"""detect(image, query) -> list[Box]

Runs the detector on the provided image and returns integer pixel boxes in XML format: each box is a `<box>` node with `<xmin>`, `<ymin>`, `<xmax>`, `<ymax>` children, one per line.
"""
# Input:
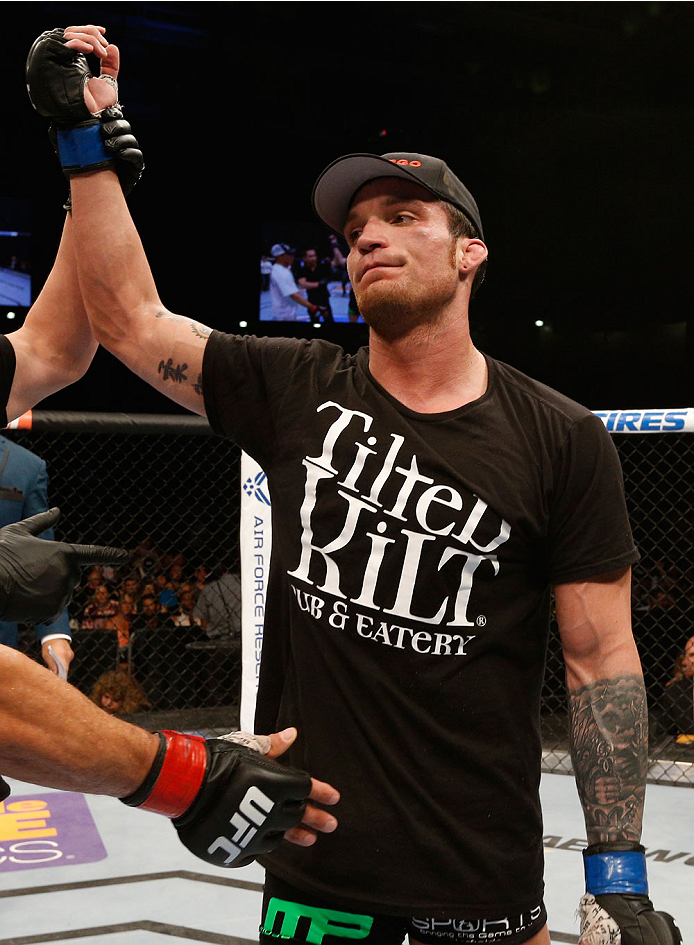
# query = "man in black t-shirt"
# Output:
<box><xmin>56</xmin><ymin>23</ymin><xmax>681</xmax><ymax>945</ymax></box>
<box><xmin>293</xmin><ymin>236</ymin><xmax>346</xmax><ymax>323</ymax></box>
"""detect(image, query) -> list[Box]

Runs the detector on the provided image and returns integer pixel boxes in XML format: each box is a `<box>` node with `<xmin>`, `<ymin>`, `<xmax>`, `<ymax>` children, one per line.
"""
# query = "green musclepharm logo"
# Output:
<box><xmin>262</xmin><ymin>897</ymin><xmax>374</xmax><ymax>943</ymax></box>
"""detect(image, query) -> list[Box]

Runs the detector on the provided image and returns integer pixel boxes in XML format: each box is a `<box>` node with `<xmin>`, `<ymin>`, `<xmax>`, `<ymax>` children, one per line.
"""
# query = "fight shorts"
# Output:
<box><xmin>260</xmin><ymin>873</ymin><xmax>547</xmax><ymax>945</ymax></box>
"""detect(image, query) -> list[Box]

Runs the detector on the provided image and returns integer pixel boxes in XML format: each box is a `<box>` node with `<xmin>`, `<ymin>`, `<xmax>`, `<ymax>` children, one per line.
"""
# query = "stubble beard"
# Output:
<box><xmin>354</xmin><ymin>242</ymin><xmax>459</xmax><ymax>342</ymax></box>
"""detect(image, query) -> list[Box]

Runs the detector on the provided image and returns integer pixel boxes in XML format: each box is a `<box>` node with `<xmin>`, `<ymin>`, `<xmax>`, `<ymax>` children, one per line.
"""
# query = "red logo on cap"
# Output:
<box><xmin>390</xmin><ymin>159</ymin><xmax>422</xmax><ymax>167</ymax></box>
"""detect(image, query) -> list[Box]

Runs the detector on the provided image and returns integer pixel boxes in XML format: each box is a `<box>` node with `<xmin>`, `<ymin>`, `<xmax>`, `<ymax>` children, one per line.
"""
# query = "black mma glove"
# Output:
<box><xmin>307</xmin><ymin>304</ymin><xmax>331</xmax><ymax>321</ymax></box>
<box><xmin>0</xmin><ymin>508</ymin><xmax>129</xmax><ymax>624</ymax></box>
<box><xmin>579</xmin><ymin>842</ymin><xmax>682</xmax><ymax>945</ymax></box>
<box><xmin>121</xmin><ymin>731</ymin><xmax>313</xmax><ymax>868</ymax></box>
<box><xmin>26</xmin><ymin>29</ymin><xmax>143</xmax><ymax>205</ymax></box>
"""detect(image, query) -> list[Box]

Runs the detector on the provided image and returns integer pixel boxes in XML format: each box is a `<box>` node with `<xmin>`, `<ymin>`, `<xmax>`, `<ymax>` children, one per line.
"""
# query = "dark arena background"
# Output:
<box><xmin>1</xmin><ymin>0</ymin><xmax>692</xmax><ymax>765</ymax></box>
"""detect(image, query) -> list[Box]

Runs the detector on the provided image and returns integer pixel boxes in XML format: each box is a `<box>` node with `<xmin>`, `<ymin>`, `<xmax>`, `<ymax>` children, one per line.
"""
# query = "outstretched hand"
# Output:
<box><xmin>0</xmin><ymin>508</ymin><xmax>130</xmax><ymax>624</ymax></box>
<box><xmin>224</xmin><ymin>727</ymin><xmax>340</xmax><ymax>848</ymax></box>
<box><xmin>63</xmin><ymin>24</ymin><xmax>119</xmax><ymax>113</ymax></box>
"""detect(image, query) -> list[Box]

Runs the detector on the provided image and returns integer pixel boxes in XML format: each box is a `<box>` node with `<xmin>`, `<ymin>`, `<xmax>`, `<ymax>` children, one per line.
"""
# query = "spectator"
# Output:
<box><xmin>193</xmin><ymin>564</ymin><xmax>241</xmax><ymax>640</ymax></box>
<box><xmin>90</xmin><ymin>668</ymin><xmax>151</xmax><ymax>715</ymax></box>
<box><xmin>104</xmin><ymin>598</ymin><xmax>134</xmax><ymax>658</ymax></box>
<box><xmin>171</xmin><ymin>592</ymin><xmax>200</xmax><ymax>629</ymax></box>
<box><xmin>155</xmin><ymin>572</ymin><xmax>178</xmax><ymax>611</ymax></box>
<box><xmin>0</xmin><ymin>434</ymin><xmax>72</xmax><ymax>674</ymax></box>
<box><xmin>168</xmin><ymin>562</ymin><xmax>184</xmax><ymax>586</ymax></box>
<box><xmin>660</xmin><ymin>636</ymin><xmax>694</xmax><ymax>743</ymax></box>
<box><xmin>119</xmin><ymin>572</ymin><xmax>142</xmax><ymax>602</ymax></box>
<box><xmin>130</xmin><ymin>594</ymin><xmax>174</xmax><ymax>632</ymax></box>
<box><xmin>81</xmin><ymin>584</ymin><xmax>118</xmax><ymax>630</ymax></box>
<box><xmin>193</xmin><ymin>565</ymin><xmax>208</xmax><ymax>593</ymax></box>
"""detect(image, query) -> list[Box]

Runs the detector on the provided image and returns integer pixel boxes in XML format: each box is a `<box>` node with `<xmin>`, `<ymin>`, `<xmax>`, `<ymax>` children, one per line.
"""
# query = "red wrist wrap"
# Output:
<box><xmin>139</xmin><ymin>731</ymin><xmax>208</xmax><ymax>818</ymax></box>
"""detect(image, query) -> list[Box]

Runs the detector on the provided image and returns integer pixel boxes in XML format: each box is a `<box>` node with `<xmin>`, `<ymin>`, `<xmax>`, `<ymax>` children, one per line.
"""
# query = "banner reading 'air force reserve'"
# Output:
<box><xmin>239</xmin><ymin>452</ymin><xmax>272</xmax><ymax>732</ymax></box>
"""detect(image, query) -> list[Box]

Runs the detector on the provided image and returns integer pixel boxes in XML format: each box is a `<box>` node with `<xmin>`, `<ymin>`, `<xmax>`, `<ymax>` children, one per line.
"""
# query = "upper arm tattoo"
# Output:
<box><xmin>190</xmin><ymin>321</ymin><xmax>212</xmax><ymax>339</ymax></box>
<box><xmin>153</xmin><ymin>312</ymin><xmax>208</xmax><ymax>397</ymax></box>
<box><xmin>568</xmin><ymin>673</ymin><xmax>648</xmax><ymax>844</ymax></box>
<box><xmin>158</xmin><ymin>358</ymin><xmax>187</xmax><ymax>384</ymax></box>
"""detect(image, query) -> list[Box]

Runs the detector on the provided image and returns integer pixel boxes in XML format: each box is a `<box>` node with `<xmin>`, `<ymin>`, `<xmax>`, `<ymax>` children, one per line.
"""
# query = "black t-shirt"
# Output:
<box><xmin>0</xmin><ymin>334</ymin><xmax>16</xmax><ymax>426</ymax></box>
<box><xmin>293</xmin><ymin>259</ymin><xmax>332</xmax><ymax>305</ymax></box>
<box><xmin>203</xmin><ymin>332</ymin><xmax>639</xmax><ymax>916</ymax></box>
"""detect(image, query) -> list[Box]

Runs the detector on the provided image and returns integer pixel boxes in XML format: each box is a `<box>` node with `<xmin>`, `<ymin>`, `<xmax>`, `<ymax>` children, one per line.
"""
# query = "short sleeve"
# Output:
<box><xmin>202</xmin><ymin>331</ymin><xmax>311</xmax><ymax>469</ymax></box>
<box><xmin>548</xmin><ymin>413</ymin><xmax>639</xmax><ymax>584</ymax></box>
<box><xmin>0</xmin><ymin>334</ymin><xmax>17</xmax><ymax>427</ymax></box>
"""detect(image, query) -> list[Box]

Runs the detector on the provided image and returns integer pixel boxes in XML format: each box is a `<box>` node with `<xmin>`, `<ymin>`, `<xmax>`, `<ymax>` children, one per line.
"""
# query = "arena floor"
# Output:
<box><xmin>1</xmin><ymin>768</ymin><xmax>691</xmax><ymax>945</ymax></box>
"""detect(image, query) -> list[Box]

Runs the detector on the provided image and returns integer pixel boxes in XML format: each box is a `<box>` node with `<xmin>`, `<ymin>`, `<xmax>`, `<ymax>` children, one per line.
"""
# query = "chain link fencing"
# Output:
<box><xmin>9</xmin><ymin>411</ymin><xmax>693</xmax><ymax>784</ymax></box>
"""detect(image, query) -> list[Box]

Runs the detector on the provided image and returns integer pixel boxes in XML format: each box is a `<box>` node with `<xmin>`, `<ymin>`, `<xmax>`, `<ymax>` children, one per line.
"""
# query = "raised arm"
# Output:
<box><xmin>555</xmin><ymin>567</ymin><xmax>646</xmax><ymax>844</ymax></box>
<box><xmin>4</xmin><ymin>215</ymin><xmax>97</xmax><ymax>422</ymax></box>
<box><xmin>26</xmin><ymin>24</ymin><xmax>212</xmax><ymax>417</ymax></box>
<box><xmin>70</xmin><ymin>169</ymin><xmax>210</xmax><ymax>416</ymax></box>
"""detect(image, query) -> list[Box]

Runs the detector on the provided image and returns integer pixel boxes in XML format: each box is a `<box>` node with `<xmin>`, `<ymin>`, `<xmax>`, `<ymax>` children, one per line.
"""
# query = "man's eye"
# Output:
<box><xmin>393</xmin><ymin>213</ymin><xmax>413</xmax><ymax>224</ymax></box>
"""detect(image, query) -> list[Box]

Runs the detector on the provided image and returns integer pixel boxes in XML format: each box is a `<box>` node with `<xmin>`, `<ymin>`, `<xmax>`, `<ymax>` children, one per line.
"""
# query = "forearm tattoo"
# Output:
<box><xmin>568</xmin><ymin>673</ymin><xmax>648</xmax><ymax>844</ymax></box>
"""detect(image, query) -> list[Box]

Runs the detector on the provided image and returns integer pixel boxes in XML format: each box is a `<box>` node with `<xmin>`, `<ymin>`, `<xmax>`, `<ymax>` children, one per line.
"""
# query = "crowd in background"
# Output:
<box><xmin>71</xmin><ymin>537</ymin><xmax>242</xmax><ymax>652</ymax></box>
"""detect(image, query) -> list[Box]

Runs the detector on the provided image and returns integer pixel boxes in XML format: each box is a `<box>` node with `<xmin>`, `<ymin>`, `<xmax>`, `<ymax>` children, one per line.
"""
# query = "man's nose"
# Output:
<box><xmin>356</xmin><ymin>219</ymin><xmax>388</xmax><ymax>252</ymax></box>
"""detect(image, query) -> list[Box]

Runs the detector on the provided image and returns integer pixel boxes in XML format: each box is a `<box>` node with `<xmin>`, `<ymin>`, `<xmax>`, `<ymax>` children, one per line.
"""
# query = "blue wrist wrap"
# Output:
<box><xmin>584</xmin><ymin>849</ymin><xmax>649</xmax><ymax>896</ymax></box>
<box><xmin>56</xmin><ymin>124</ymin><xmax>111</xmax><ymax>171</ymax></box>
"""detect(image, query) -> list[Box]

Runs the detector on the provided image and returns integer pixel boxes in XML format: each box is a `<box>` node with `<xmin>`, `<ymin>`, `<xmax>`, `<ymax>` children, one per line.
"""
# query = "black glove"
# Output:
<box><xmin>580</xmin><ymin>842</ymin><xmax>682</xmax><ymax>945</ymax></box>
<box><xmin>99</xmin><ymin>107</ymin><xmax>144</xmax><ymax>196</ymax></box>
<box><xmin>121</xmin><ymin>731</ymin><xmax>313</xmax><ymax>868</ymax></box>
<box><xmin>26</xmin><ymin>29</ymin><xmax>143</xmax><ymax>206</ymax></box>
<box><xmin>580</xmin><ymin>894</ymin><xmax>682</xmax><ymax>945</ymax></box>
<box><xmin>307</xmin><ymin>304</ymin><xmax>331</xmax><ymax>321</ymax></box>
<box><xmin>0</xmin><ymin>508</ymin><xmax>130</xmax><ymax>624</ymax></box>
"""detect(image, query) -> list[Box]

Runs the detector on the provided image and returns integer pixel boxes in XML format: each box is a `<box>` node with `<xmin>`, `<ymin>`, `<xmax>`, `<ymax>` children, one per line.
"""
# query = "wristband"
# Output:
<box><xmin>56</xmin><ymin>122</ymin><xmax>111</xmax><ymax>172</ymax></box>
<box><xmin>120</xmin><ymin>731</ymin><xmax>208</xmax><ymax>818</ymax></box>
<box><xmin>583</xmin><ymin>841</ymin><xmax>649</xmax><ymax>896</ymax></box>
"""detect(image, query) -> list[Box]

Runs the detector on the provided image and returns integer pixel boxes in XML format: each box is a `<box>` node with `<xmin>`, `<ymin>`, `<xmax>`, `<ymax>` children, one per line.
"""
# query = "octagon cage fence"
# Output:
<box><xmin>6</xmin><ymin>408</ymin><xmax>694</xmax><ymax>788</ymax></box>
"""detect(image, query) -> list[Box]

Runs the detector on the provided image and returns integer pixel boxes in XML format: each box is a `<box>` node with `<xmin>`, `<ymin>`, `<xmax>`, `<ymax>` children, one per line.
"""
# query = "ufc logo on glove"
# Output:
<box><xmin>208</xmin><ymin>785</ymin><xmax>274</xmax><ymax>865</ymax></box>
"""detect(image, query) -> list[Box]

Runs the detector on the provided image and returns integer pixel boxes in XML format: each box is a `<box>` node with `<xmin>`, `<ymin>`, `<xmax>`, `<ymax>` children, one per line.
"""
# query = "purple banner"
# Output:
<box><xmin>0</xmin><ymin>791</ymin><xmax>107</xmax><ymax>872</ymax></box>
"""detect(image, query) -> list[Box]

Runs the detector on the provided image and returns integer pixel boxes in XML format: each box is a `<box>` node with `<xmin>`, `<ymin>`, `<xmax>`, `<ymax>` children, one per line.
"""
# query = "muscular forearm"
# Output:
<box><xmin>5</xmin><ymin>215</ymin><xmax>97</xmax><ymax>420</ymax></box>
<box><xmin>0</xmin><ymin>646</ymin><xmax>158</xmax><ymax>796</ymax></box>
<box><xmin>568</xmin><ymin>671</ymin><xmax>648</xmax><ymax>845</ymax></box>
<box><xmin>71</xmin><ymin>170</ymin><xmax>162</xmax><ymax>352</ymax></box>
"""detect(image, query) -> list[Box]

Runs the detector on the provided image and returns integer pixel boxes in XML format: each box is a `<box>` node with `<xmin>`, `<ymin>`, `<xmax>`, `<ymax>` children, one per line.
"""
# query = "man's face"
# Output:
<box><xmin>181</xmin><ymin>594</ymin><xmax>196</xmax><ymax>612</ymax></box>
<box><xmin>343</xmin><ymin>177</ymin><xmax>461</xmax><ymax>339</ymax></box>
<box><xmin>304</xmin><ymin>249</ymin><xmax>318</xmax><ymax>266</ymax></box>
<box><xmin>142</xmin><ymin>597</ymin><xmax>158</xmax><ymax>615</ymax></box>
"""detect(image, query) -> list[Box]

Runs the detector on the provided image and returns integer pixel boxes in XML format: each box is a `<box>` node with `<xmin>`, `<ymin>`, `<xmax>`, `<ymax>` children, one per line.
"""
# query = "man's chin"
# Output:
<box><xmin>357</xmin><ymin>286</ymin><xmax>440</xmax><ymax>340</ymax></box>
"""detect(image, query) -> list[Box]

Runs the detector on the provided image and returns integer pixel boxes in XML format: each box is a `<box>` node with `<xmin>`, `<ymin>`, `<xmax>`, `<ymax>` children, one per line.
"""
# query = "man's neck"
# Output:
<box><xmin>367</xmin><ymin>314</ymin><xmax>487</xmax><ymax>414</ymax></box>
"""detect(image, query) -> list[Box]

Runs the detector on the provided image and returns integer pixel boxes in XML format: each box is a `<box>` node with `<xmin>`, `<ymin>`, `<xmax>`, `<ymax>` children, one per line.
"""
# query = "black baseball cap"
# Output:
<box><xmin>312</xmin><ymin>152</ymin><xmax>484</xmax><ymax>240</ymax></box>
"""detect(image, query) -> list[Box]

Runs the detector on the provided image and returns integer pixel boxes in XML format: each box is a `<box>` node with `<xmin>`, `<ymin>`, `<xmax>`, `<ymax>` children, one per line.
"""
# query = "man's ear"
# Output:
<box><xmin>458</xmin><ymin>238</ymin><xmax>488</xmax><ymax>276</ymax></box>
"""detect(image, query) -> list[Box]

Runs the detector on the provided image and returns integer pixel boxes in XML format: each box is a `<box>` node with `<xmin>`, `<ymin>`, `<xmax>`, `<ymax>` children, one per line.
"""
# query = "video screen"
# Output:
<box><xmin>0</xmin><ymin>198</ymin><xmax>32</xmax><ymax>313</ymax></box>
<box><xmin>260</xmin><ymin>222</ymin><xmax>361</xmax><ymax>324</ymax></box>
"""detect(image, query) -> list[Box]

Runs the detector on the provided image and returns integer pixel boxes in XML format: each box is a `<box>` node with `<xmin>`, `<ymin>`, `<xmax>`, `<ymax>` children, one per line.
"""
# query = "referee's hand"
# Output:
<box><xmin>0</xmin><ymin>507</ymin><xmax>129</xmax><ymax>624</ymax></box>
